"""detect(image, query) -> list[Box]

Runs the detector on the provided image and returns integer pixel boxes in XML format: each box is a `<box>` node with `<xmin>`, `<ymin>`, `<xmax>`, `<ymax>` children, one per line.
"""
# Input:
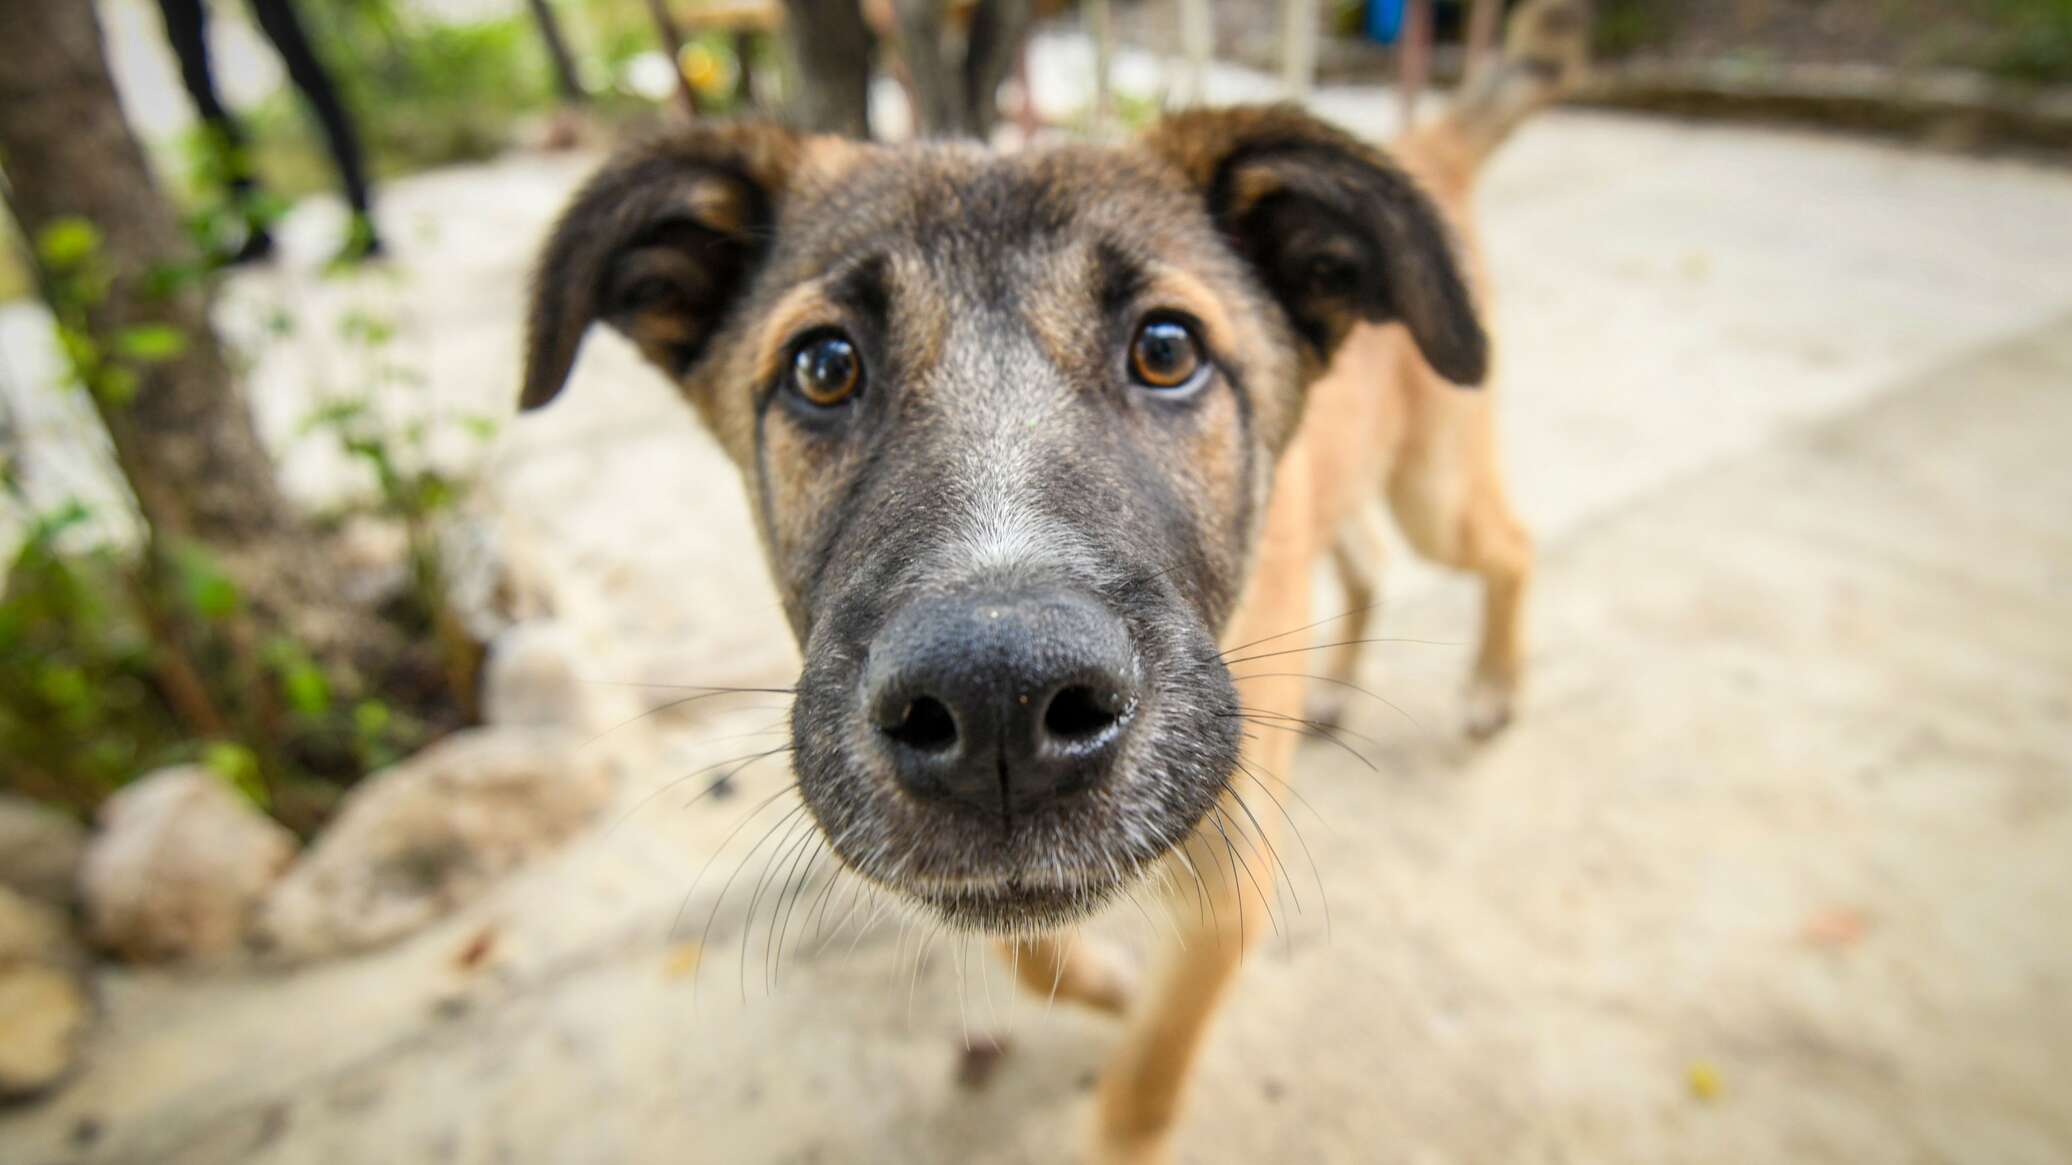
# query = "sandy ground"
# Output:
<box><xmin>5</xmin><ymin>22</ymin><xmax>2072</xmax><ymax>1165</ymax></box>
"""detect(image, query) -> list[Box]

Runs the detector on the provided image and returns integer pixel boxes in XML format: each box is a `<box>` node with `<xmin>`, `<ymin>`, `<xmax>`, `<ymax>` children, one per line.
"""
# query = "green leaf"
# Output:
<box><xmin>338</xmin><ymin>309</ymin><xmax>395</xmax><ymax>347</ymax></box>
<box><xmin>285</xmin><ymin>664</ymin><xmax>330</xmax><ymax>716</ymax></box>
<box><xmin>173</xmin><ymin>547</ymin><xmax>240</xmax><ymax>620</ymax></box>
<box><xmin>264</xmin><ymin>638</ymin><xmax>332</xmax><ymax>716</ymax></box>
<box><xmin>34</xmin><ymin>664</ymin><xmax>91</xmax><ymax>711</ymax></box>
<box><xmin>97</xmin><ymin>366</ymin><xmax>139</xmax><ymax>407</ymax></box>
<box><xmin>144</xmin><ymin>259</ymin><xmax>208</xmax><ymax>300</ymax></box>
<box><xmin>37</xmin><ymin>218</ymin><xmax>102</xmax><ymax>269</ymax></box>
<box><xmin>203</xmin><ymin>741</ymin><xmax>268</xmax><ymax>808</ymax></box>
<box><xmin>414</xmin><ymin>475</ymin><xmax>456</xmax><ymax>514</ymax></box>
<box><xmin>353</xmin><ymin>699</ymin><xmax>391</xmax><ymax>738</ymax></box>
<box><xmin>116</xmin><ymin>324</ymin><xmax>188</xmax><ymax>363</ymax></box>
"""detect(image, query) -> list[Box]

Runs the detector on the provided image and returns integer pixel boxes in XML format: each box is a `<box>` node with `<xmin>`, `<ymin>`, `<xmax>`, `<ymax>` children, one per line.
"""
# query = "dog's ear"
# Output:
<box><xmin>1144</xmin><ymin>105</ymin><xmax>1488</xmax><ymax>387</ymax></box>
<box><xmin>521</xmin><ymin>122</ymin><xmax>804</xmax><ymax>410</ymax></box>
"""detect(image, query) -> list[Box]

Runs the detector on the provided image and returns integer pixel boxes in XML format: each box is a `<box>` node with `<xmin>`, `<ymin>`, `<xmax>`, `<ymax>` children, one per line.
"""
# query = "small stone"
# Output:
<box><xmin>256</xmin><ymin>729</ymin><xmax>612</xmax><ymax>959</ymax></box>
<box><xmin>0</xmin><ymin>963</ymin><xmax>91</xmax><ymax>1099</ymax></box>
<box><xmin>0</xmin><ymin>885</ymin><xmax>74</xmax><ymax>967</ymax></box>
<box><xmin>0</xmin><ymin>794</ymin><xmax>87</xmax><ymax>907</ymax></box>
<box><xmin>0</xmin><ymin>886</ymin><xmax>92</xmax><ymax>1100</ymax></box>
<box><xmin>79</xmin><ymin>768</ymin><xmax>297</xmax><ymax>963</ymax></box>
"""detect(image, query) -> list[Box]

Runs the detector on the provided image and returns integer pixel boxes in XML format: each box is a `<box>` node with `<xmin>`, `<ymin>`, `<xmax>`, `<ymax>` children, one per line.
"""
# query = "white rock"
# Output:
<box><xmin>482</xmin><ymin>621</ymin><xmax>596</xmax><ymax>733</ymax></box>
<box><xmin>256</xmin><ymin>728</ymin><xmax>612</xmax><ymax>959</ymax></box>
<box><xmin>0</xmin><ymin>794</ymin><xmax>87</xmax><ymax>907</ymax></box>
<box><xmin>79</xmin><ymin>768</ymin><xmax>297</xmax><ymax>963</ymax></box>
<box><xmin>0</xmin><ymin>886</ymin><xmax>92</xmax><ymax>1099</ymax></box>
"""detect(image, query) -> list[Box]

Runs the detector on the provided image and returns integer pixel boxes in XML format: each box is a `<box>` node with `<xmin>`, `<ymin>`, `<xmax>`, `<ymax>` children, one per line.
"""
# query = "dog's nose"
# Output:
<box><xmin>864</xmin><ymin>590</ymin><xmax>1138</xmax><ymax>815</ymax></box>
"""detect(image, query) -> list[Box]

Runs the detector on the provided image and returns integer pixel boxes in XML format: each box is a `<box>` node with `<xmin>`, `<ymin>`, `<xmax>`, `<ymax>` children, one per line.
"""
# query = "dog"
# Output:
<box><xmin>519</xmin><ymin>4</ymin><xmax>1584</xmax><ymax>1157</ymax></box>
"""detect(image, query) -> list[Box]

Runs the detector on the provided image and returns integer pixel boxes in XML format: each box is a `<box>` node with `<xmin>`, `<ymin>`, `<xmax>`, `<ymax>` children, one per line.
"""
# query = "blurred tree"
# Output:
<box><xmin>524</xmin><ymin>0</ymin><xmax>590</xmax><ymax>105</ymax></box>
<box><xmin>0</xmin><ymin>1</ymin><xmax>413</xmax><ymax>715</ymax></box>
<box><xmin>784</xmin><ymin>0</ymin><xmax>876</xmax><ymax>136</ymax></box>
<box><xmin>892</xmin><ymin>0</ymin><xmax>1033</xmax><ymax>138</ymax></box>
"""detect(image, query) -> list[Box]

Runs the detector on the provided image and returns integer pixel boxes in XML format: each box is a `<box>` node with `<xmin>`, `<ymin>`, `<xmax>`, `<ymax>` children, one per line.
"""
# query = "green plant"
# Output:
<box><xmin>298</xmin><ymin>296</ymin><xmax>496</xmax><ymax>728</ymax></box>
<box><xmin>1</xmin><ymin>220</ymin><xmax>475</xmax><ymax>829</ymax></box>
<box><xmin>1986</xmin><ymin>0</ymin><xmax>2072</xmax><ymax>83</ymax></box>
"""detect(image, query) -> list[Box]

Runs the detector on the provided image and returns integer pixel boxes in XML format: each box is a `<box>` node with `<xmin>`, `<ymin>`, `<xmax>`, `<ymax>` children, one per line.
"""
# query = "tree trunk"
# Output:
<box><xmin>0</xmin><ymin>0</ymin><xmax>391</xmax><ymax>681</ymax></box>
<box><xmin>962</xmin><ymin>0</ymin><xmax>1032</xmax><ymax>139</ymax></box>
<box><xmin>641</xmin><ymin>0</ymin><xmax>704</xmax><ymax>118</ymax></box>
<box><xmin>525</xmin><ymin>0</ymin><xmax>589</xmax><ymax>105</ymax></box>
<box><xmin>781</xmin><ymin>0</ymin><xmax>874</xmax><ymax>137</ymax></box>
<box><xmin>893</xmin><ymin>0</ymin><xmax>962</xmax><ymax>136</ymax></box>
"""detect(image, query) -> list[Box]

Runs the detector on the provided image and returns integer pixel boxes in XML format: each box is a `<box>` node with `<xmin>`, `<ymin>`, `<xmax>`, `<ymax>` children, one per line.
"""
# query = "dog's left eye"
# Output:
<box><xmin>1128</xmin><ymin>316</ymin><xmax>1205</xmax><ymax>391</ymax></box>
<box><xmin>790</xmin><ymin>332</ymin><xmax>862</xmax><ymax>407</ymax></box>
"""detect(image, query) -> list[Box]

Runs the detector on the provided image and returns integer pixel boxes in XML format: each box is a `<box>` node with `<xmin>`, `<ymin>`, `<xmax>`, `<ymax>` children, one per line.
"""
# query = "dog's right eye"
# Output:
<box><xmin>789</xmin><ymin>332</ymin><xmax>862</xmax><ymax>407</ymax></box>
<box><xmin>1128</xmin><ymin>316</ymin><xmax>1206</xmax><ymax>392</ymax></box>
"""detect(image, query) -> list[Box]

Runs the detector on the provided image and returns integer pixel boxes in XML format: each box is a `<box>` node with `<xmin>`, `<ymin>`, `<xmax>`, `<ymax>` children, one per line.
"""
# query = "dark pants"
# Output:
<box><xmin>154</xmin><ymin>0</ymin><xmax>373</xmax><ymax>217</ymax></box>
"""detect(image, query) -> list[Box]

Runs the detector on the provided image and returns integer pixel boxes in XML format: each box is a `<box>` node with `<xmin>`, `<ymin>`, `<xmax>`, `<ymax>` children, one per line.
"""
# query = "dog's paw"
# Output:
<box><xmin>1085</xmin><ymin>1108</ymin><xmax>1174</xmax><ymax>1165</ymax></box>
<box><xmin>1463</xmin><ymin>677</ymin><xmax>1515</xmax><ymax>740</ymax></box>
<box><xmin>1086</xmin><ymin>1135</ymin><xmax>1173</xmax><ymax>1165</ymax></box>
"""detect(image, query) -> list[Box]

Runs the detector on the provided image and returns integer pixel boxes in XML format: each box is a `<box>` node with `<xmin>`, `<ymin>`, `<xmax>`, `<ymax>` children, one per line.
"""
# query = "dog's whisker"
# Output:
<box><xmin>954</xmin><ymin>933</ymin><xmax>972</xmax><ymax>1052</ymax></box>
<box><xmin>1219</xmin><ymin>635</ymin><xmax>1464</xmax><ymax>668</ymax></box>
<box><xmin>682</xmin><ymin>788</ymin><xmax>801</xmax><ymax>1012</ymax></box>
<box><xmin>1216</xmin><ymin>598</ymin><xmax>1392</xmax><ymax>659</ymax></box>
<box><xmin>1205</xmin><ymin>808</ymin><xmax>1273</xmax><ymax>943</ymax></box>
<box><xmin>741</xmin><ymin>812</ymin><xmax>818</xmax><ymax>1002</ymax></box>
<box><xmin>1164</xmin><ymin>844</ymin><xmax>1212</xmax><ymax>932</ymax></box>
<box><xmin>581</xmin><ymin>686</ymin><xmax>796</xmax><ymax>748</ymax></box>
<box><xmin>1231</xmin><ymin>757</ymin><xmax>1335</xmax><ymax>835</ymax></box>
<box><xmin>765</xmin><ymin>829</ymin><xmax>822</xmax><ymax>991</ymax></box>
<box><xmin>674</xmin><ymin>781</ymin><xmax>800</xmax><ymax>949</ymax></box>
<box><xmin>1231</xmin><ymin>704</ymin><xmax>1391</xmax><ymax>759</ymax></box>
<box><xmin>1224</xmin><ymin>714</ymin><xmax>1378</xmax><ymax>773</ymax></box>
<box><xmin>766</xmin><ymin>832</ymin><xmax>825</xmax><ymax>992</ymax></box>
<box><xmin>783</xmin><ymin>842</ymin><xmax>838</xmax><ymax>982</ymax></box>
<box><xmin>824</xmin><ymin>873</ymin><xmax>877</xmax><ymax>957</ymax></box>
<box><xmin>1046</xmin><ymin>928</ymin><xmax>1076</xmax><ymax>1014</ymax></box>
<box><xmin>1226</xmin><ymin>669</ymin><xmax>1430</xmax><ymax>735</ymax></box>
<box><xmin>802</xmin><ymin>853</ymin><xmax>852</xmax><ymax>952</ymax></box>
<box><xmin>583</xmin><ymin>681</ymin><xmax>797</xmax><ymax>693</ymax></box>
<box><xmin>909</xmin><ymin>918</ymin><xmax>946</xmax><ymax>1029</ymax></box>
<box><xmin>1224</xmin><ymin>784</ymin><xmax>1300</xmax><ymax>917</ymax></box>
<box><xmin>978</xmin><ymin>929</ymin><xmax>1002</xmax><ymax>1034</ymax></box>
<box><xmin>1235</xmin><ymin>760</ymin><xmax>1332</xmax><ymax>942</ymax></box>
<box><xmin>686</xmin><ymin>794</ymin><xmax>805</xmax><ymax>1007</ymax></box>
<box><xmin>1225</xmin><ymin>786</ymin><xmax>1306</xmax><ymax>959</ymax></box>
<box><xmin>610</xmin><ymin>744</ymin><xmax>792</xmax><ymax>833</ymax></box>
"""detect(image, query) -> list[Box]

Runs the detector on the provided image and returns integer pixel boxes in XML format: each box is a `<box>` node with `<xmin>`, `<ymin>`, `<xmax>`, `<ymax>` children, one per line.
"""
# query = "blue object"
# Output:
<box><xmin>1365</xmin><ymin>0</ymin><xmax>1408</xmax><ymax>44</ymax></box>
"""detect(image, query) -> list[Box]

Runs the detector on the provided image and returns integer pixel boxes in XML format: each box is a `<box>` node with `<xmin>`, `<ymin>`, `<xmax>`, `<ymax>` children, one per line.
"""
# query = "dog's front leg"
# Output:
<box><xmin>1090</xmin><ymin>450</ymin><xmax>1316</xmax><ymax>1164</ymax></box>
<box><xmin>1090</xmin><ymin>731</ymin><xmax>1299</xmax><ymax>1164</ymax></box>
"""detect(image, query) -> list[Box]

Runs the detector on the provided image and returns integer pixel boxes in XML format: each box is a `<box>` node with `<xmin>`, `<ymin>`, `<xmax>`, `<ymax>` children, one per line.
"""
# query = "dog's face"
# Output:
<box><xmin>523</xmin><ymin>108</ymin><xmax>1484</xmax><ymax>934</ymax></box>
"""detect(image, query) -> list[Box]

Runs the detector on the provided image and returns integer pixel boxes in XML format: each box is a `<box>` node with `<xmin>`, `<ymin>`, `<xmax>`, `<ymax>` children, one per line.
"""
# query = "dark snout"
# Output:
<box><xmin>864</xmin><ymin>591</ymin><xmax>1140</xmax><ymax>817</ymax></box>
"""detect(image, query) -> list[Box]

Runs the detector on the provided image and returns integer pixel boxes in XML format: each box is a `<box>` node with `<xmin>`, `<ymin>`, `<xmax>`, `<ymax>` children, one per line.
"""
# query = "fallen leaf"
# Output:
<box><xmin>454</xmin><ymin>927</ymin><xmax>497</xmax><ymax>971</ymax></box>
<box><xmin>663</xmin><ymin>942</ymin><xmax>702</xmax><ymax>979</ymax></box>
<box><xmin>1799</xmin><ymin>906</ymin><xmax>1873</xmax><ymax>950</ymax></box>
